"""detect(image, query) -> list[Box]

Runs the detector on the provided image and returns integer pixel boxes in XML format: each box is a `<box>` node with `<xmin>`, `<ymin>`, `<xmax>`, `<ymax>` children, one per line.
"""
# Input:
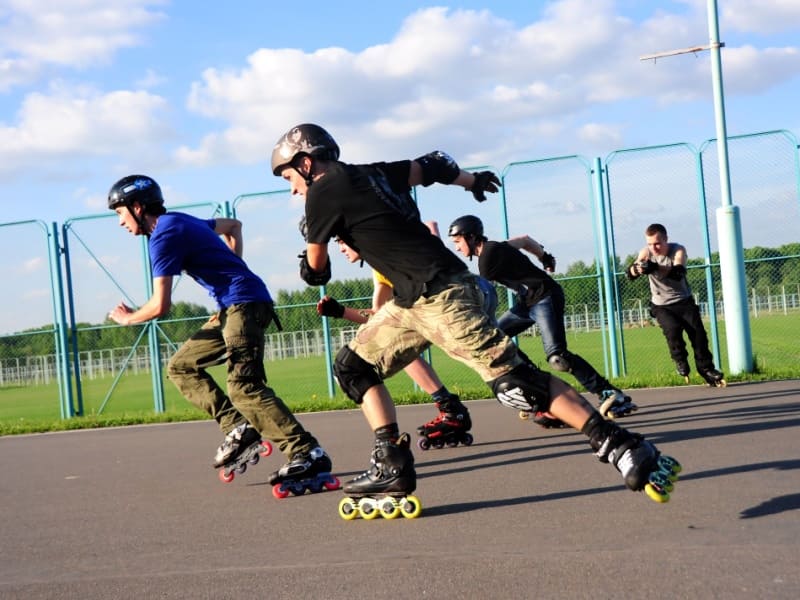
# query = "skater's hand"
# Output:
<box><xmin>639</xmin><ymin>260</ymin><xmax>658</xmax><ymax>275</ymax></box>
<box><xmin>317</xmin><ymin>295</ymin><xmax>345</xmax><ymax>318</ymax></box>
<box><xmin>469</xmin><ymin>171</ymin><xmax>501</xmax><ymax>202</ymax></box>
<box><xmin>540</xmin><ymin>251</ymin><xmax>556</xmax><ymax>272</ymax></box>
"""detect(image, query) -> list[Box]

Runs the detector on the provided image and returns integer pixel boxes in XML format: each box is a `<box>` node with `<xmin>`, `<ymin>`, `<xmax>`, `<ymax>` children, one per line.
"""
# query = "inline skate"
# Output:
<box><xmin>416</xmin><ymin>395</ymin><xmax>473</xmax><ymax>450</ymax></box>
<box><xmin>674</xmin><ymin>359</ymin><xmax>691</xmax><ymax>384</ymax></box>
<box><xmin>268</xmin><ymin>446</ymin><xmax>340</xmax><ymax>498</ymax></box>
<box><xmin>598</xmin><ymin>389</ymin><xmax>638</xmax><ymax>419</ymax></box>
<box><xmin>339</xmin><ymin>433</ymin><xmax>422</xmax><ymax>520</ymax></box>
<box><xmin>215</xmin><ymin>423</ymin><xmax>274</xmax><ymax>483</ymax></box>
<box><xmin>699</xmin><ymin>367</ymin><xmax>726</xmax><ymax>388</ymax></box>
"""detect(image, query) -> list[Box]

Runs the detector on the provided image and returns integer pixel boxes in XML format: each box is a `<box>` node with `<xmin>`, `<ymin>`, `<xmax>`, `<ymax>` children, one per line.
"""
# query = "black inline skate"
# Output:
<box><xmin>598</xmin><ymin>389</ymin><xmax>638</xmax><ymax>419</ymax></box>
<box><xmin>416</xmin><ymin>395</ymin><xmax>474</xmax><ymax>450</ymax></box>
<box><xmin>674</xmin><ymin>359</ymin><xmax>691</xmax><ymax>383</ymax></box>
<box><xmin>267</xmin><ymin>446</ymin><xmax>340</xmax><ymax>499</ymax></box>
<box><xmin>339</xmin><ymin>433</ymin><xmax>422</xmax><ymax>520</ymax></box>
<box><xmin>699</xmin><ymin>367</ymin><xmax>726</xmax><ymax>387</ymax></box>
<box><xmin>214</xmin><ymin>423</ymin><xmax>274</xmax><ymax>483</ymax></box>
<box><xmin>584</xmin><ymin>414</ymin><xmax>681</xmax><ymax>503</ymax></box>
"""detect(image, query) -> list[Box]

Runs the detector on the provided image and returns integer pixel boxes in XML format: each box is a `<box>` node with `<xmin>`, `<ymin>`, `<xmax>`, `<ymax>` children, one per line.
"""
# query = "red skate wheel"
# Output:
<box><xmin>272</xmin><ymin>483</ymin><xmax>291</xmax><ymax>499</ymax></box>
<box><xmin>218</xmin><ymin>469</ymin><xmax>235</xmax><ymax>484</ymax></box>
<box><xmin>323</xmin><ymin>476</ymin><xmax>341</xmax><ymax>491</ymax></box>
<box><xmin>259</xmin><ymin>441</ymin><xmax>273</xmax><ymax>457</ymax></box>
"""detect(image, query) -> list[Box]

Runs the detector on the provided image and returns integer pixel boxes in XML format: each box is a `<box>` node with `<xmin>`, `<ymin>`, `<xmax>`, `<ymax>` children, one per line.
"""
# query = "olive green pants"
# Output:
<box><xmin>167</xmin><ymin>302</ymin><xmax>316</xmax><ymax>457</ymax></box>
<box><xmin>350</xmin><ymin>272</ymin><xmax>522</xmax><ymax>382</ymax></box>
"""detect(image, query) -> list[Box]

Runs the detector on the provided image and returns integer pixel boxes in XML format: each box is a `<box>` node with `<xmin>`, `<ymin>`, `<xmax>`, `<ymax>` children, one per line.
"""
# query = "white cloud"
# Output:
<box><xmin>177</xmin><ymin>1</ymin><xmax>800</xmax><ymax>168</ymax></box>
<box><xmin>0</xmin><ymin>0</ymin><xmax>166</xmax><ymax>91</ymax></box>
<box><xmin>722</xmin><ymin>0</ymin><xmax>800</xmax><ymax>35</ymax></box>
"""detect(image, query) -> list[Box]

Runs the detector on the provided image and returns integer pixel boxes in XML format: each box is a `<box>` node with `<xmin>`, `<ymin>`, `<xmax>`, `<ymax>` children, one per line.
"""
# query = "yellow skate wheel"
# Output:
<box><xmin>357</xmin><ymin>497</ymin><xmax>379</xmax><ymax>520</ymax></box>
<box><xmin>644</xmin><ymin>482</ymin><xmax>670</xmax><ymax>503</ymax></box>
<box><xmin>399</xmin><ymin>495</ymin><xmax>423</xmax><ymax>519</ymax></box>
<box><xmin>519</xmin><ymin>410</ymin><xmax>531</xmax><ymax>420</ymax></box>
<box><xmin>378</xmin><ymin>497</ymin><xmax>400</xmax><ymax>519</ymax></box>
<box><xmin>338</xmin><ymin>497</ymin><xmax>359</xmax><ymax>521</ymax></box>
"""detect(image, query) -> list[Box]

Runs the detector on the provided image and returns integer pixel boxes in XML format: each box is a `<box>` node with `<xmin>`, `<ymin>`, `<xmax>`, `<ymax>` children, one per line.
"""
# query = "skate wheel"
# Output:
<box><xmin>248</xmin><ymin>454</ymin><xmax>260</xmax><ymax>466</ymax></box>
<box><xmin>357</xmin><ymin>498</ymin><xmax>379</xmax><ymax>520</ymax></box>
<box><xmin>338</xmin><ymin>497</ymin><xmax>359</xmax><ymax>521</ymax></box>
<box><xmin>649</xmin><ymin>471</ymin><xmax>674</xmax><ymax>493</ymax></box>
<box><xmin>235</xmin><ymin>464</ymin><xmax>247</xmax><ymax>475</ymax></box>
<box><xmin>218</xmin><ymin>468</ymin><xmax>235</xmax><ymax>484</ymax></box>
<box><xmin>323</xmin><ymin>475</ymin><xmax>341</xmax><ymax>491</ymax></box>
<box><xmin>379</xmin><ymin>497</ymin><xmax>400</xmax><ymax>520</ymax></box>
<box><xmin>289</xmin><ymin>482</ymin><xmax>306</xmax><ymax>496</ymax></box>
<box><xmin>462</xmin><ymin>433</ymin><xmax>474</xmax><ymax>446</ymax></box>
<box><xmin>417</xmin><ymin>437</ymin><xmax>431</xmax><ymax>451</ymax></box>
<box><xmin>307</xmin><ymin>480</ymin><xmax>322</xmax><ymax>493</ymax></box>
<box><xmin>432</xmin><ymin>439</ymin><xmax>445</xmax><ymax>449</ymax></box>
<box><xmin>259</xmin><ymin>441</ymin><xmax>273</xmax><ymax>457</ymax></box>
<box><xmin>519</xmin><ymin>410</ymin><xmax>531</xmax><ymax>420</ymax></box>
<box><xmin>658</xmin><ymin>456</ymin><xmax>682</xmax><ymax>477</ymax></box>
<box><xmin>272</xmin><ymin>483</ymin><xmax>291</xmax><ymax>499</ymax></box>
<box><xmin>644</xmin><ymin>482</ymin><xmax>670</xmax><ymax>503</ymax></box>
<box><xmin>399</xmin><ymin>495</ymin><xmax>423</xmax><ymax>519</ymax></box>
<box><xmin>446</xmin><ymin>439</ymin><xmax>459</xmax><ymax>448</ymax></box>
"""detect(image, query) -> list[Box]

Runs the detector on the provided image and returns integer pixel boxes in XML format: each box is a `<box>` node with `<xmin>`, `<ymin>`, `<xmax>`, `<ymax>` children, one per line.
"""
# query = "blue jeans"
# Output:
<box><xmin>497</xmin><ymin>286</ymin><xmax>612</xmax><ymax>396</ymax></box>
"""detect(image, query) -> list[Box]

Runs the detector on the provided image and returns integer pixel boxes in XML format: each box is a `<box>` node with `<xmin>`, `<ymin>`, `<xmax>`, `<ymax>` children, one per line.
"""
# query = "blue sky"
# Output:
<box><xmin>1</xmin><ymin>0</ymin><xmax>799</xmax><ymax>332</ymax></box>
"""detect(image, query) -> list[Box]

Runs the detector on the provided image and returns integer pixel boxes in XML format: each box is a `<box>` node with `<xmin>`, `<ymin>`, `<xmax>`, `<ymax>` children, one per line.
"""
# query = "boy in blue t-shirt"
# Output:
<box><xmin>107</xmin><ymin>174</ymin><xmax>336</xmax><ymax>494</ymax></box>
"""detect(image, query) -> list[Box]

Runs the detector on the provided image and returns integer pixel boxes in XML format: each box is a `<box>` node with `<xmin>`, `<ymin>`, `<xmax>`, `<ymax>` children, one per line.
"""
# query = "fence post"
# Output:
<box><xmin>47</xmin><ymin>222</ymin><xmax>76</xmax><ymax>418</ymax></box>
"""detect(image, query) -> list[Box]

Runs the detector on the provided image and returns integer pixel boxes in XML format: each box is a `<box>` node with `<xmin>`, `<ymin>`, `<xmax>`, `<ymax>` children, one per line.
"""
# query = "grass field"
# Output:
<box><xmin>1</xmin><ymin>312</ymin><xmax>797</xmax><ymax>435</ymax></box>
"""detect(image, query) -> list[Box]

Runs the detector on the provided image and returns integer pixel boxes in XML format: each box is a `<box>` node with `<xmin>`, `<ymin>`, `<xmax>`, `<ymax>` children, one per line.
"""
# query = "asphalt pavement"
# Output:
<box><xmin>1</xmin><ymin>379</ymin><xmax>798</xmax><ymax>599</ymax></box>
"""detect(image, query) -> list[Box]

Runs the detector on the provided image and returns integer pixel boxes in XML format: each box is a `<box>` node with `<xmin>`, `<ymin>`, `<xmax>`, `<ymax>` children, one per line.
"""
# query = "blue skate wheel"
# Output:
<box><xmin>463</xmin><ymin>433</ymin><xmax>474</xmax><ymax>446</ymax></box>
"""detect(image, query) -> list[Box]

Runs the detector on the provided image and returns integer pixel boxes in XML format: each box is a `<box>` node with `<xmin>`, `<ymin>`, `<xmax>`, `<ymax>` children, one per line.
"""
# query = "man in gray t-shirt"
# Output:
<box><xmin>626</xmin><ymin>223</ymin><xmax>725</xmax><ymax>386</ymax></box>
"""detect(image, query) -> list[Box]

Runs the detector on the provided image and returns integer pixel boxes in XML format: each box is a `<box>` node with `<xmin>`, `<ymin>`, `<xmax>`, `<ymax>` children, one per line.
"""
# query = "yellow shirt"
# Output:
<box><xmin>373</xmin><ymin>270</ymin><xmax>393</xmax><ymax>288</ymax></box>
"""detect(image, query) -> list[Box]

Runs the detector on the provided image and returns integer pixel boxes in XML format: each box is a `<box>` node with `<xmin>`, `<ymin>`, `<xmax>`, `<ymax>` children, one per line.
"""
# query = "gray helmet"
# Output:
<box><xmin>448</xmin><ymin>215</ymin><xmax>484</xmax><ymax>239</ymax></box>
<box><xmin>271</xmin><ymin>123</ymin><xmax>340</xmax><ymax>176</ymax></box>
<box><xmin>108</xmin><ymin>175</ymin><xmax>164</xmax><ymax>210</ymax></box>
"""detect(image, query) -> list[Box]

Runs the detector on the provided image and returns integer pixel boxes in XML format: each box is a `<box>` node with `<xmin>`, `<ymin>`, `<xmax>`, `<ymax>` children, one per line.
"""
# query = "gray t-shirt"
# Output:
<box><xmin>647</xmin><ymin>242</ymin><xmax>691</xmax><ymax>306</ymax></box>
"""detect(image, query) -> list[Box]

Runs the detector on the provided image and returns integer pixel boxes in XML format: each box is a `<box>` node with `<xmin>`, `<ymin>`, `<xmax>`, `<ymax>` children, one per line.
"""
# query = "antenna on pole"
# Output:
<box><xmin>639</xmin><ymin>42</ymin><xmax>724</xmax><ymax>62</ymax></box>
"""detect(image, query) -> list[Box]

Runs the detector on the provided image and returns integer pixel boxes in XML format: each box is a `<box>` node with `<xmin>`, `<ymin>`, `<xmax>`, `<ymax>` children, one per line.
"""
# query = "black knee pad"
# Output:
<box><xmin>547</xmin><ymin>350</ymin><xmax>575</xmax><ymax>373</ymax></box>
<box><xmin>489</xmin><ymin>363</ymin><xmax>552</xmax><ymax>413</ymax></box>
<box><xmin>333</xmin><ymin>346</ymin><xmax>382</xmax><ymax>405</ymax></box>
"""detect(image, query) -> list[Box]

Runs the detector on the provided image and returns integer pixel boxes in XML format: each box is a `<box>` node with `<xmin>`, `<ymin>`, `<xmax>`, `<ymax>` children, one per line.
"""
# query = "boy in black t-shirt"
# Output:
<box><xmin>270</xmin><ymin>123</ymin><xmax>681</xmax><ymax>505</ymax></box>
<box><xmin>448</xmin><ymin>215</ymin><xmax>637</xmax><ymax>420</ymax></box>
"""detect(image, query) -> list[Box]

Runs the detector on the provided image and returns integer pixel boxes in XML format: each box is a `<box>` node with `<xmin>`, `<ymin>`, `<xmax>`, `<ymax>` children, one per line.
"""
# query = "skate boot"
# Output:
<box><xmin>674</xmin><ymin>359</ymin><xmax>691</xmax><ymax>383</ymax></box>
<box><xmin>598</xmin><ymin>389</ymin><xmax>638</xmax><ymax>419</ymax></box>
<box><xmin>584</xmin><ymin>414</ymin><xmax>682</xmax><ymax>503</ymax></box>
<box><xmin>267</xmin><ymin>446</ymin><xmax>340</xmax><ymax>499</ymax></box>
<box><xmin>214</xmin><ymin>423</ymin><xmax>273</xmax><ymax>483</ymax></box>
<box><xmin>699</xmin><ymin>367</ymin><xmax>726</xmax><ymax>387</ymax></box>
<box><xmin>519</xmin><ymin>409</ymin><xmax>568</xmax><ymax>429</ymax></box>
<box><xmin>416</xmin><ymin>395</ymin><xmax>474</xmax><ymax>450</ymax></box>
<box><xmin>339</xmin><ymin>433</ymin><xmax>422</xmax><ymax>520</ymax></box>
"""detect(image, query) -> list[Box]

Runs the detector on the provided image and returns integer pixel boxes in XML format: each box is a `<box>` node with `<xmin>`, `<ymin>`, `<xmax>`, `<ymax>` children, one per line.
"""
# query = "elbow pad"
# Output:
<box><xmin>299</xmin><ymin>251</ymin><xmax>332</xmax><ymax>286</ymax></box>
<box><xmin>667</xmin><ymin>264</ymin><xmax>686</xmax><ymax>280</ymax></box>
<box><xmin>415</xmin><ymin>151</ymin><xmax>460</xmax><ymax>187</ymax></box>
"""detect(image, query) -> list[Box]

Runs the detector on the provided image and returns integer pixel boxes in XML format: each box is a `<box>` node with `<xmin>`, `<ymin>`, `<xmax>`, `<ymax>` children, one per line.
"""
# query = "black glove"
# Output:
<box><xmin>667</xmin><ymin>264</ymin><xmax>686</xmax><ymax>280</ymax></box>
<box><xmin>625</xmin><ymin>263</ymin><xmax>640</xmax><ymax>281</ymax></box>
<box><xmin>640</xmin><ymin>260</ymin><xmax>658</xmax><ymax>275</ymax></box>
<box><xmin>469</xmin><ymin>170</ymin><xmax>501</xmax><ymax>202</ymax></box>
<box><xmin>298</xmin><ymin>250</ymin><xmax>331</xmax><ymax>286</ymax></box>
<box><xmin>541</xmin><ymin>251</ymin><xmax>556</xmax><ymax>272</ymax></box>
<box><xmin>317</xmin><ymin>296</ymin><xmax>345</xmax><ymax>318</ymax></box>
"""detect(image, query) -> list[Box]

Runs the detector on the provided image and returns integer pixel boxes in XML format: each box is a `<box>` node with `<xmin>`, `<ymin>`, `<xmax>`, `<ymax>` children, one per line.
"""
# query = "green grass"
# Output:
<box><xmin>2</xmin><ymin>312</ymin><xmax>798</xmax><ymax>435</ymax></box>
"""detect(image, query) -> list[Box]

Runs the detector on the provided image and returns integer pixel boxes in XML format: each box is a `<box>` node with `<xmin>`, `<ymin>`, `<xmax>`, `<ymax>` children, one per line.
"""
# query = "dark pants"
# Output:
<box><xmin>497</xmin><ymin>285</ymin><xmax>614</xmax><ymax>396</ymax></box>
<box><xmin>167</xmin><ymin>302</ymin><xmax>316</xmax><ymax>457</ymax></box>
<box><xmin>649</xmin><ymin>297</ymin><xmax>715</xmax><ymax>373</ymax></box>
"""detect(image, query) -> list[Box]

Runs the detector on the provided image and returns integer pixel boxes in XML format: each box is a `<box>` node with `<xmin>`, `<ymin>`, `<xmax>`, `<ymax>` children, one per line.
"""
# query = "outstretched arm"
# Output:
<box><xmin>507</xmin><ymin>235</ymin><xmax>556</xmax><ymax>272</ymax></box>
<box><xmin>408</xmin><ymin>152</ymin><xmax>501</xmax><ymax>201</ymax></box>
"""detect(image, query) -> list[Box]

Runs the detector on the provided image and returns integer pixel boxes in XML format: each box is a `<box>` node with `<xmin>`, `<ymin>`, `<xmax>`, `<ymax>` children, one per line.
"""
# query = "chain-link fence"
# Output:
<box><xmin>1</xmin><ymin>129</ymin><xmax>798</xmax><ymax>422</ymax></box>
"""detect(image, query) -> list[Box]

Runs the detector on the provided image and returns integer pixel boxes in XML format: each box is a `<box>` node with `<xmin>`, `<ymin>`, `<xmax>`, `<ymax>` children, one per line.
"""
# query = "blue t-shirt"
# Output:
<box><xmin>148</xmin><ymin>212</ymin><xmax>272</xmax><ymax>308</ymax></box>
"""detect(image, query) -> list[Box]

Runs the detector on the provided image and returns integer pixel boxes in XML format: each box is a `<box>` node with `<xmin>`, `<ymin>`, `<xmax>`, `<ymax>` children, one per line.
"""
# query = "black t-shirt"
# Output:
<box><xmin>478</xmin><ymin>240</ymin><xmax>557</xmax><ymax>305</ymax></box>
<box><xmin>305</xmin><ymin>160</ymin><xmax>467</xmax><ymax>307</ymax></box>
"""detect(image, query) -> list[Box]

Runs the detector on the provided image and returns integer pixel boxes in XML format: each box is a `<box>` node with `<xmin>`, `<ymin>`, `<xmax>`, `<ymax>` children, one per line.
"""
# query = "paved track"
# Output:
<box><xmin>1</xmin><ymin>380</ymin><xmax>799</xmax><ymax>599</ymax></box>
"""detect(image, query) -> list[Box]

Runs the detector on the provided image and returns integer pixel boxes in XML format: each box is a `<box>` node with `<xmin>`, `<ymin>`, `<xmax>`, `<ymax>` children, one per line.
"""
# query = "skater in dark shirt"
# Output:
<box><xmin>626</xmin><ymin>223</ymin><xmax>725</xmax><ymax>386</ymax></box>
<box><xmin>447</xmin><ymin>215</ymin><xmax>637</xmax><ymax>421</ymax></box>
<box><xmin>271</xmin><ymin>123</ymin><xmax>682</xmax><ymax>510</ymax></box>
<box><xmin>106</xmin><ymin>174</ymin><xmax>337</xmax><ymax>494</ymax></box>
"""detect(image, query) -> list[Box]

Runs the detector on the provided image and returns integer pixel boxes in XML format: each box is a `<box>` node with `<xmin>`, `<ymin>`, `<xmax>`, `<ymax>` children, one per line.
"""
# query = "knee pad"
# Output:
<box><xmin>547</xmin><ymin>351</ymin><xmax>574</xmax><ymax>373</ymax></box>
<box><xmin>489</xmin><ymin>363</ymin><xmax>552</xmax><ymax>413</ymax></box>
<box><xmin>333</xmin><ymin>346</ymin><xmax>382</xmax><ymax>405</ymax></box>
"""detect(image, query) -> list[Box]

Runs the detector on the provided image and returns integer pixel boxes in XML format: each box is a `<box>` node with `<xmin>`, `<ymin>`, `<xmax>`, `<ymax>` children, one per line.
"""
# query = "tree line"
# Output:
<box><xmin>2</xmin><ymin>243</ymin><xmax>798</xmax><ymax>359</ymax></box>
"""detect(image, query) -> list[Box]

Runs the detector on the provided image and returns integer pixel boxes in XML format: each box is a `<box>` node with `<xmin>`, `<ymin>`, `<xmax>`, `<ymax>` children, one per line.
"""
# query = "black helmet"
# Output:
<box><xmin>108</xmin><ymin>175</ymin><xmax>164</xmax><ymax>210</ymax></box>
<box><xmin>448</xmin><ymin>215</ymin><xmax>484</xmax><ymax>238</ymax></box>
<box><xmin>271</xmin><ymin>123</ymin><xmax>340</xmax><ymax>176</ymax></box>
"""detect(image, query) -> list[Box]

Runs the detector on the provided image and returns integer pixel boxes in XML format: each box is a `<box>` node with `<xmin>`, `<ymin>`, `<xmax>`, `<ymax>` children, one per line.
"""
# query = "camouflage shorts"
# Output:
<box><xmin>349</xmin><ymin>272</ymin><xmax>522</xmax><ymax>382</ymax></box>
